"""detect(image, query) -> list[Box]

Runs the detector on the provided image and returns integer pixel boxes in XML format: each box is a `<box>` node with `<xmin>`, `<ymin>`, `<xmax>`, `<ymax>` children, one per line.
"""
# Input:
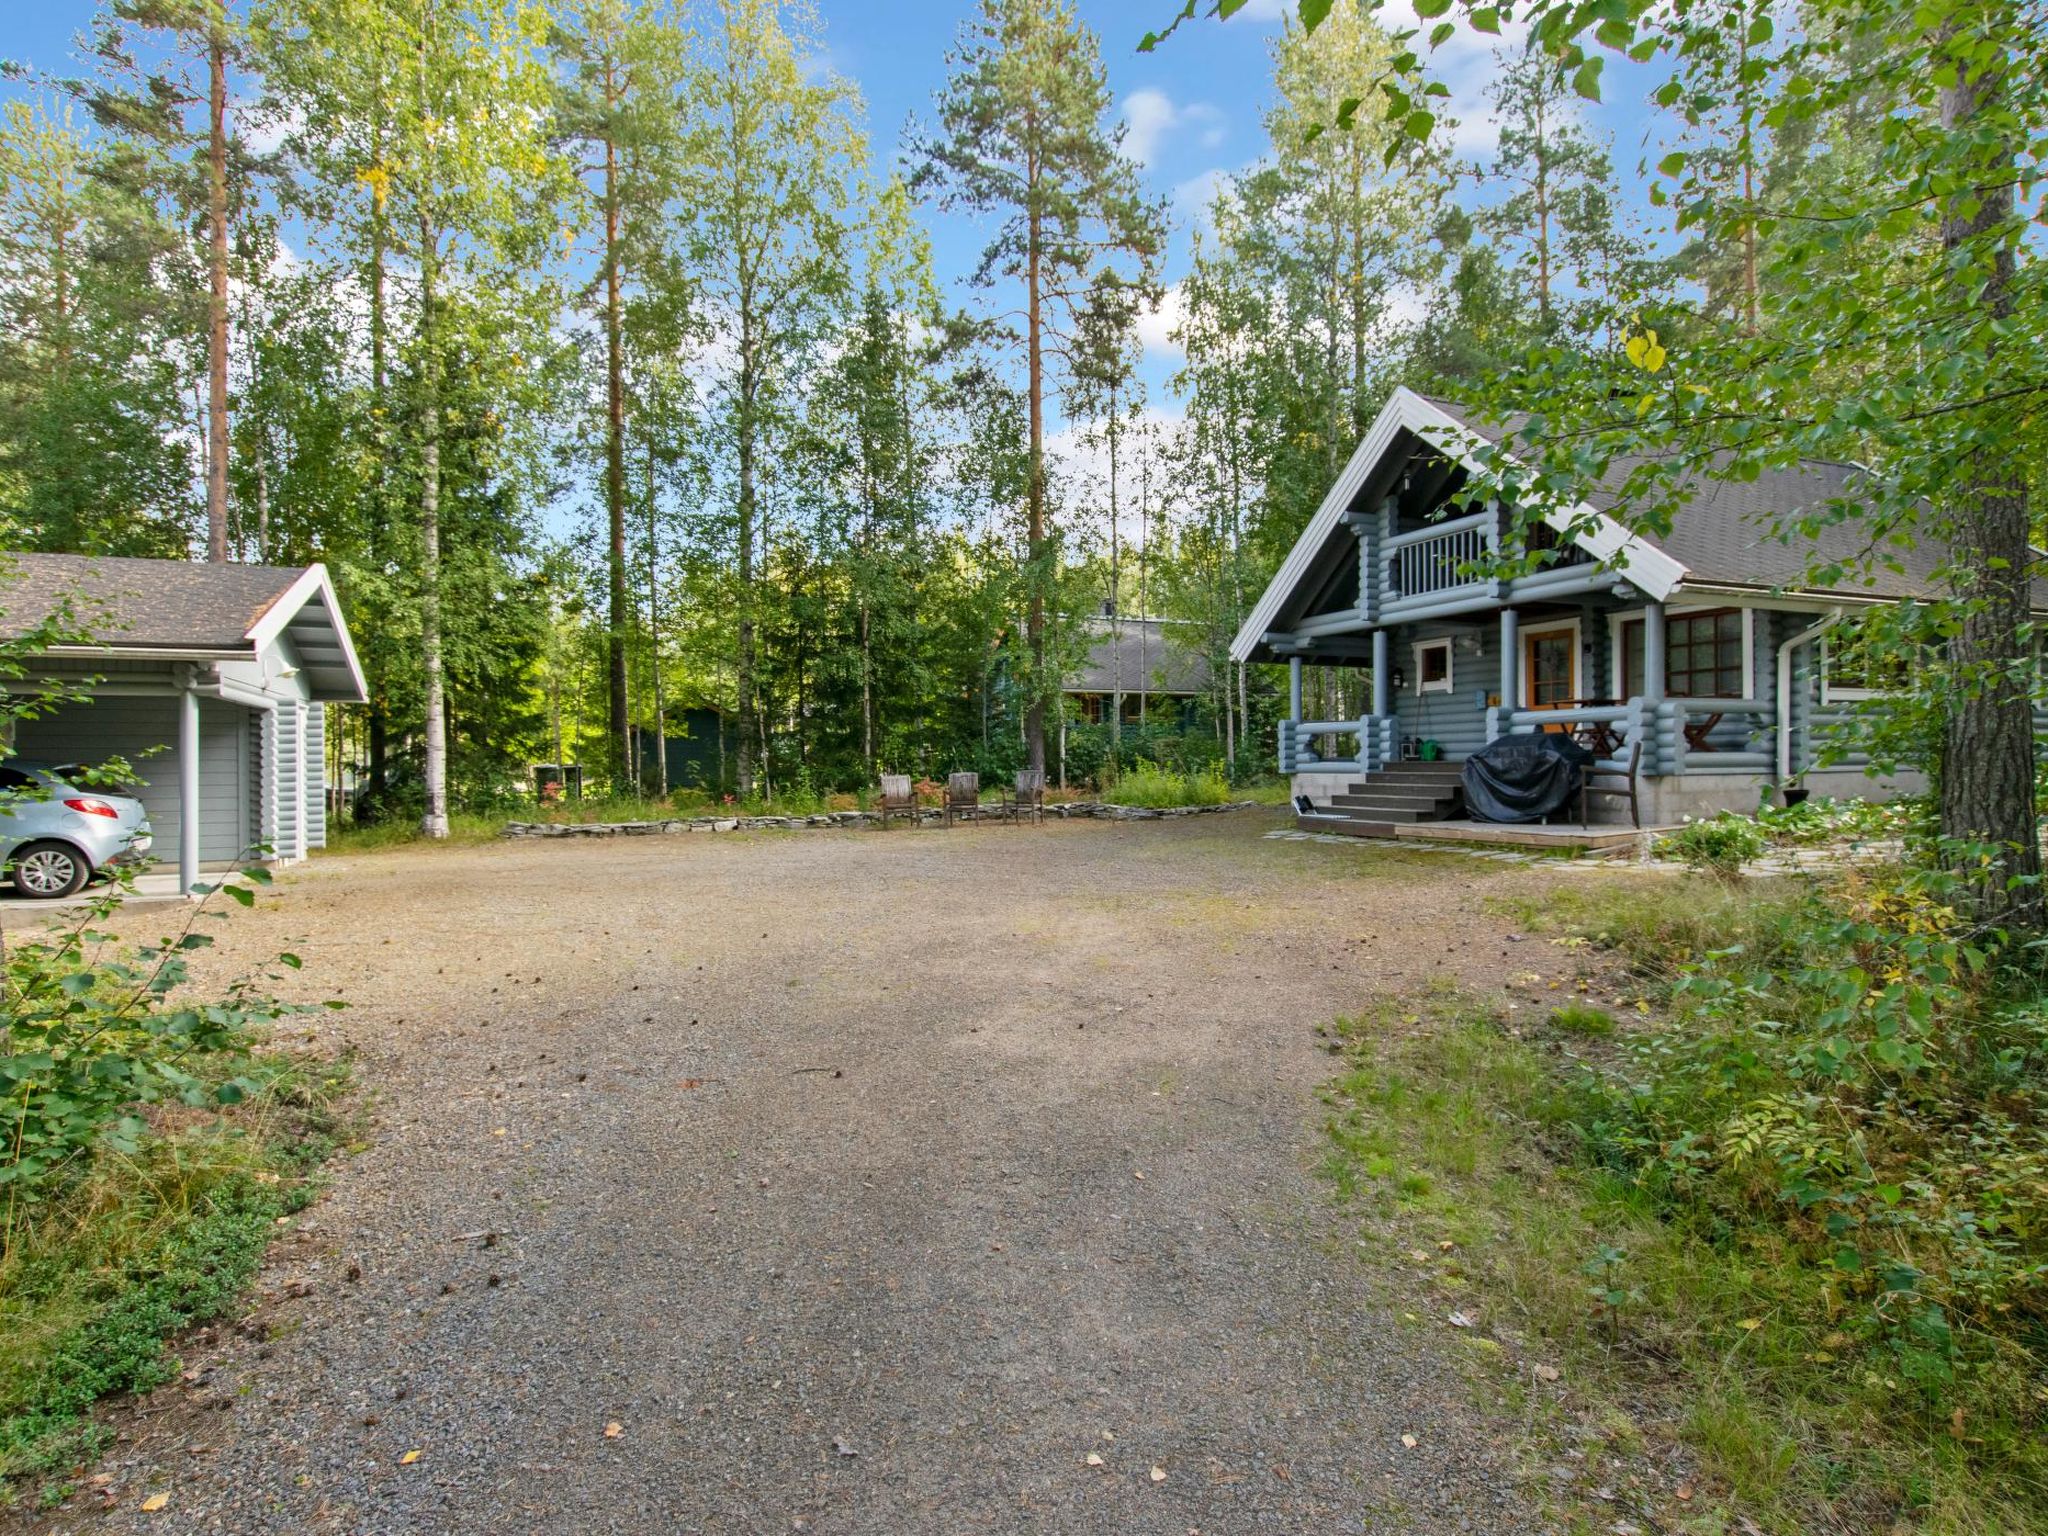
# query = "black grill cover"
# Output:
<box><xmin>1461</xmin><ymin>732</ymin><xmax>1594</xmax><ymax>824</ymax></box>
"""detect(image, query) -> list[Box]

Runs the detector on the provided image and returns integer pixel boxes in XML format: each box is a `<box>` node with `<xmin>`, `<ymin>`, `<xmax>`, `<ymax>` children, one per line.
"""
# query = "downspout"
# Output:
<box><xmin>174</xmin><ymin>664</ymin><xmax>201</xmax><ymax>897</ymax></box>
<box><xmin>1776</xmin><ymin>611</ymin><xmax>1842</xmax><ymax>783</ymax></box>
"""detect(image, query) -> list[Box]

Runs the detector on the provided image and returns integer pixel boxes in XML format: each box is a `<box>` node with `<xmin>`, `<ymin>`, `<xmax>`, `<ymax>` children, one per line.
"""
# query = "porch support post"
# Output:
<box><xmin>1498</xmin><ymin>607</ymin><xmax>1519</xmax><ymax>725</ymax></box>
<box><xmin>1288</xmin><ymin>655</ymin><xmax>1303</xmax><ymax>722</ymax></box>
<box><xmin>1642</xmin><ymin>600</ymin><xmax>1667</xmax><ymax>701</ymax></box>
<box><xmin>177</xmin><ymin>680</ymin><xmax>201</xmax><ymax>897</ymax></box>
<box><xmin>1371</xmin><ymin>629</ymin><xmax>1389</xmax><ymax>719</ymax></box>
<box><xmin>1642</xmin><ymin>599</ymin><xmax>1667</xmax><ymax>776</ymax></box>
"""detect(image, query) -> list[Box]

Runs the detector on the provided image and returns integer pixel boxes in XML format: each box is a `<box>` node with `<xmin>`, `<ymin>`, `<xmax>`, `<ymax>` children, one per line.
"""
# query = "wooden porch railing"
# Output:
<box><xmin>1382</xmin><ymin>511</ymin><xmax>1491</xmax><ymax>600</ymax></box>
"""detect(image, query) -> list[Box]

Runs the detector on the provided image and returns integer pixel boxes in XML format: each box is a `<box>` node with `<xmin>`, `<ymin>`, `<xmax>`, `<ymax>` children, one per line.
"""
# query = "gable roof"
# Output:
<box><xmin>1232</xmin><ymin>387</ymin><xmax>2048</xmax><ymax>663</ymax></box>
<box><xmin>1420</xmin><ymin>396</ymin><xmax>2048</xmax><ymax>606</ymax></box>
<box><xmin>1231</xmin><ymin>388</ymin><xmax>1683</xmax><ymax>662</ymax></box>
<box><xmin>1067</xmin><ymin>616</ymin><xmax>1210</xmax><ymax>696</ymax></box>
<box><xmin>0</xmin><ymin>552</ymin><xmax>367</xmax><ymax>702</ymax></box>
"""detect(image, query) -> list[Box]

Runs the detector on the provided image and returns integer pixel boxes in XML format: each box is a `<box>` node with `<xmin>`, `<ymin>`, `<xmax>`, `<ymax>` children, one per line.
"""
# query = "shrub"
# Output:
<box><xmin>1563</xmin><ymin>863</ymin><xmax>2048</xmax><ymax>1405</ymax></box>
<box><xmin>1754</xmin><ymin>794</ymin><xmax>1921</xmax><ymax>846</ymax></box>
<box><xmin>1657</xmin><ymin>811</ymin><xmax>1769</xmax><ymax>877</ymax></box>
<box><xmin>1105</xmin><ymin>760</ymin><xmax>1230</xmax><ymax>808</ymax></box>
<box><xmin>1</xmin><ymin>873</ymin><xmax>315</xmax><ymax>1212</ymax></box>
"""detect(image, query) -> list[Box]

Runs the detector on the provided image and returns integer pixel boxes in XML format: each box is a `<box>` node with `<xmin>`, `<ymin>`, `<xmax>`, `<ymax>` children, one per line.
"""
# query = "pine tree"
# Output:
<box><xmin>87</xmin><ymin>0</ymin><xmax>246</xmax><ymax>562</ymax></box>
<box><xmin>554</xmin><ymin>0</ymin><xmax>691</xmax><ymax>791</ymax></box>
<box><xmin>918</xmin><ymin>0</ymin><xmax>1162</xmax><ymax>774</ymax></box>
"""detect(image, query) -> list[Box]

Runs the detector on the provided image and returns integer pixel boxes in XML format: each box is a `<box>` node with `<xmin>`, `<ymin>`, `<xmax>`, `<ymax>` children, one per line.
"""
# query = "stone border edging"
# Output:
<box><xmin>502</xmin><ymin>800</ymin><xmax>1262</xmax><ymax>839</ymax></box>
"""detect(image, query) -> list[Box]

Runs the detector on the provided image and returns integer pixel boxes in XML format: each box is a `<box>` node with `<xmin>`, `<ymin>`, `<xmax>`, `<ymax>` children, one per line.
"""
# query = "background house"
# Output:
<box><xmin>0</xmin><ymin>553</ymin><xmax>367</xmax><ymax>890</ymax></box>
<box><xmin>1063</xmin><ymin>610</ymin><xmax>1210</xmax><ymax>728</ymax></box>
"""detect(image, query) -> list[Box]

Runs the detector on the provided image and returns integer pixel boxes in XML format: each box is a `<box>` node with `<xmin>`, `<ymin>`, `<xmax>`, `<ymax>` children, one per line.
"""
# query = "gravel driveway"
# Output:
<box><xmin>32</xmin><ymin>812</ymin><xmax>1560</xmax><ymax>1535</ymax></box>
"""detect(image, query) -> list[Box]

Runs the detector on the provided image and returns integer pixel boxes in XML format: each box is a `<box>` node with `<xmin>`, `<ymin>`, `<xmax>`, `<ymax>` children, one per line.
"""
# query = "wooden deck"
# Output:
<box><xmin>1294</xmin><ymin>812</ymin><xmax>1672</xmax><ymax>856</ymax></box>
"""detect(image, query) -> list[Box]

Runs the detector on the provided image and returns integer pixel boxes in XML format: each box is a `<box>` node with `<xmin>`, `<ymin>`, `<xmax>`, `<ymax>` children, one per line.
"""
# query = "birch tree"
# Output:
<box><xmin>261</xmin><ymin>0</ymin><xmax>563</xmax><ymax>837</ymax></box>
<box><xmin>678</xmin><ymin>0</ymin><xmax>859</xmax><ymax>796</ymax></box>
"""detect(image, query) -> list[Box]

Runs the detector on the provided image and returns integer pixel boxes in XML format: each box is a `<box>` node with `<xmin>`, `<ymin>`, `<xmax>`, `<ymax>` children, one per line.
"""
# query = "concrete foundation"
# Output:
<box><xmin>1297</xmin><ymin>764</ymin><xmax>1928</xmax><ymax>828</ymax></box>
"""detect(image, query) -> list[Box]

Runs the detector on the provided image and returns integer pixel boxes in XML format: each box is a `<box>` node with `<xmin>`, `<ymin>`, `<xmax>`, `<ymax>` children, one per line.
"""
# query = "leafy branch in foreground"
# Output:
<box><xmin>0</xmin><ymin>868</ymin><xmax>325</xmax><ymax>1226</ymax></box>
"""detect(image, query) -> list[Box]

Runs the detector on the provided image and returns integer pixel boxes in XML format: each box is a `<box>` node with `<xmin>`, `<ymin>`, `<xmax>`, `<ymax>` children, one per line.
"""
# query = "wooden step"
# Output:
<box><xmin>1296</xmin><ymin>813</ymin><xmax>1401</xmax><ymax>837</ymax></box>
<box><xmin>1329</xmin><ymin>792</ymin><xmax>1458</xmax><ymax>814</ymax></box>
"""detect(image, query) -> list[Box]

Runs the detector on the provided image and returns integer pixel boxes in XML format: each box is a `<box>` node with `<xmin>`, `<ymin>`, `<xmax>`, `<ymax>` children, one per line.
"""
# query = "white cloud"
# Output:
<box><xmin>233</xmin><ymin>97</ymin><xmax>301</xmax><ymax>158</ymax></box>
<box><xmin>1135</xmin><ymin>284</ymin><xmax>1186</xmax><ymax>361</ymax></box>
<box><xmin>1119</xmin><ymin>88</ymin><xmax>1226</xmax><ymax>170</ymax></box>
<box><xmin>1171</xmin><ymin>167</ymin><xmax>1235</xmax><ymax>231</ymax></box>
<box><xmin>1046</xmin><ymin>407</ymin><xmax>1190</xmax><ymax>532</ymax></box>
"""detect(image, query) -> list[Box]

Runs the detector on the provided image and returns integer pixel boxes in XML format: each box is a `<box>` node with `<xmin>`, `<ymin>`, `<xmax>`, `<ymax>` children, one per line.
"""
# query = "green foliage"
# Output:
<box><xmin>0</xmin><ymin>1060</ymin><xmax>345</xmax><ymax>1486</ymax></box>
<box><xmin>1549</xmin><ymin>1002</ymin><xmax>1615</xmax><ymax>1037</ymax></box>
<box><xmin>1</xmin><ymin>876</ymin><xmax>316</xmax><ymax>1210</ymax></box>
<box><xmin>1657</xmin><ymin>811</ymin><xmax>1769</xmax><ymax>877</ymax></box>
<box><xmin>1569</xmin><ymin>867</ymin><xmax>2048</xmax><ymax>1370</ymax></box>
<box><xmin>1317</xmin><ymin>985</ymin><xmax>2048</xmax><ymax>1532</ymax></box>
<box><xmin>1102</xmin><ymin>760</ymin><xmax>1230</xmax><ymax>808</ymax></box>
<box><xmin>1756</xmin><ymin>794</ymin><xmax>1921</xmax><ymax>847</ymax></box>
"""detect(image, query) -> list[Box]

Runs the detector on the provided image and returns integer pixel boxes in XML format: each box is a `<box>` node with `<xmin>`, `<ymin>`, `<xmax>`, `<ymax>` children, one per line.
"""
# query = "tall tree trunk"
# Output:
<box><xmin>364</xmin><ymin>127</ymin><xmax>391</xmax><ymax>814</ymax></box>
<box><xmin>860</xmin><ymin>452</ymin><xmax>875</xmax><ymax>774</ymax></box>
<box><xmin>1023</xmin><ymin>143</ymin><xmax>1047</xmax><ymax>773</ymax></box>
<box><xmin>736</xmin><ymin>303</ymin><xmax>759</xmax><ymax>795</ymax></box>
<box><xmin>1107</xmin><ymin>387</ymin><xmax>1121</xmax><ymax>756</ymax></box>
<box><xmin>1936</xmin><ymin>28</ymin><xmax>2039</xmax><ymax>931</ymax></box>
<box><xmin>647</xmin><ymin>439</ymin><xmax>668</xmax><ymax>799</ymax></box>
<box><xmin>603</xmin><ymin>113</ymin><xmax>631</xmax><ymax>792</ymax></box>
<box><xmin>253</xmin><ymin>434</ymin><xmax>268</xmax><ymax>561</ymax></box>
<box><xmin>1534</xmin><ymin>84</ymin><xmax>1552</xmax><ymax>330</ymax></box>
<box><xmin>205</xmin><ymin>27</ymin><xmax>230</xmax><ymax>563</ymax></box>
<box><xmin>1349</xmin><ymin>139</ymin><xmax>1369</xmax><ymax>439</ymax></box>
<box><xmin>417</xmin><ymin>213</ymin><xmax>449</xmax><ymax>840</ymax></box>
<box><xmin>1138</xmin><ymin>436</ymin><xmax>1150</xmax><ymax>727</ymax></box>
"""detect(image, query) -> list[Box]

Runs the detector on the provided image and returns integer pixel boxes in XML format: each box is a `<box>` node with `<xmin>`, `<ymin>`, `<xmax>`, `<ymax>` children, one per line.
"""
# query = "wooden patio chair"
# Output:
<box><xmin>942</xmin><ymin>771</ymin><xmax>982</xmax><ymax>828</ymax></box>
<box><xmin>876</xmin><ymin>773</ymin><xmax>917</xmax><ymax>828</ymax></box>
<box><xmin>1003</xmin><ymin>768</ymin><xmax>1046</xmax><ymax>825</ymax></box>
<box><xmin>1580</xmin><ymin>738</ymin><xmax>1642</xmax><ymax>830</ymax></box>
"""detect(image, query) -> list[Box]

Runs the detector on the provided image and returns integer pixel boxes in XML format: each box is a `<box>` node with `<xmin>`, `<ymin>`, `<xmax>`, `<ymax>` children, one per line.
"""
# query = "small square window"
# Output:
<box><xmin>1414</xmin><ymin>639</ymin><xmax>1454</xmax><ymax>694</ymax></box>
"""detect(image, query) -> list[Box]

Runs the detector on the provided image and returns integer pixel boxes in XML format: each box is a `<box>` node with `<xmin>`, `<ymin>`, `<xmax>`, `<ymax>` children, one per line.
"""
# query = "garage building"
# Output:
<box><xmin>1</xmin><ymin>553</ymin><xmax>367</xmax><ymax>892</ymax></box>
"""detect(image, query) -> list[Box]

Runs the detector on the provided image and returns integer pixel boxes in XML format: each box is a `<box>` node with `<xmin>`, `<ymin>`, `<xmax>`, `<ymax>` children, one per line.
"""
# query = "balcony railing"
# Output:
<box><xmin>1385</xmin><ymin>513</ymin><xmax>1490</xmax><ymax>599</ymax></box>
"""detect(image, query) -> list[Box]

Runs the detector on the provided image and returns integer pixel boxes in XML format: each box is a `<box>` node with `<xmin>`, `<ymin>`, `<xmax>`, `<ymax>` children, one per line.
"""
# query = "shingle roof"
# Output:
<box><xmin>0</xmin><ymin>552</ymin><xmax>311</xmax><ymax>648</ymax></box>
<box><xmin>1422</xmin><ymin>396</ymin><xmax>2048</xmax><ymax>606</ymax></box>
<box><xmin>1068</xmin><ymin>617</ymin><xmax>1211</xmax><ymax>696</ymax></box>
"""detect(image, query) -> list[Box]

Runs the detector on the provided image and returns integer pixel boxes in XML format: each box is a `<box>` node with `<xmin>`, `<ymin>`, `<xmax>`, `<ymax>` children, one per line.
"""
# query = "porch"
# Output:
<box><xmin>1290</xmin><ymin>812</ymin><xmax>1669</xmax><ymax>855</ymax></box>
<box><xmin>1278</xmin><ymin>594</ymin><xmax>1776</xmax><ymax>786</ymax></box>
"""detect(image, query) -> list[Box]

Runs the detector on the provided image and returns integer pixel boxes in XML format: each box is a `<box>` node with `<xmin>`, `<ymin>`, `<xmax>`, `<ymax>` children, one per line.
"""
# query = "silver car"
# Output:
<box><xmin>0</xmin><ymin>761</ymin><xmax>153</xmax><ymax>898</ymax></box>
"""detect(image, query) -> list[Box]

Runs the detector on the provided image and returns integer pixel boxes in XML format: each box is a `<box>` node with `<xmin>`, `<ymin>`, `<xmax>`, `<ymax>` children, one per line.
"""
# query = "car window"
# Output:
<box><xmin>0</xmin><ymin>766</ymin><xmax>37</xmax><ymax>792</ymax></box>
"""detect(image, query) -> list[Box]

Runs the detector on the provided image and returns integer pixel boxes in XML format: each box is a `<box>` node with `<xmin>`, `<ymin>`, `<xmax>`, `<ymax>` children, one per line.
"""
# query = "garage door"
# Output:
<box><xmin>17</xmin><ymin>695</ymin><xmax>255</xmax><ymax>864</ymax></box>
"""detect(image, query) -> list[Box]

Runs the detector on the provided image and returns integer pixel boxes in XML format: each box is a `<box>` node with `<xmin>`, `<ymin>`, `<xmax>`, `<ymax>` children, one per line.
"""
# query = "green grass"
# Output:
<box><xmin>1102</xmin><ymin>761</ymin><xmax>1232</xmax><ymax>808</ymax></box>
<box><xmin>0</xmin><ymin>1059</ymin><xmax>349</xmax><ymax>1502</ymax></box>
<box><xmin>319</xmin><ymin>811</ymin><xmax>505</xmax><ymax>852</ymax></box>
<box><xmin>1316</xmin><ymin>986</ymin><xmax>2047</xmax><ymax>1535</ymax></box>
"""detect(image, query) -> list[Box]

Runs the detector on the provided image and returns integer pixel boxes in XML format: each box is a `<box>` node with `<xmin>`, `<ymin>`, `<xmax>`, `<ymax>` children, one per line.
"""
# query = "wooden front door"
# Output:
<box><xmin>1522</xmin><ymin>626</ymin><xmax>1578</xmax><ymax>710</ymax></box>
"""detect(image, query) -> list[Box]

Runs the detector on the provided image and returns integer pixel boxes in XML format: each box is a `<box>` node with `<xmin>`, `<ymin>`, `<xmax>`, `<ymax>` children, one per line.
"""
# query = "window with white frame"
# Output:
<box><xmin>1413</xmin><ymin>638</ymin><xmax>1453</xmax><ymax>693</ymax></box>
<box><xmin>1616</xmin><ymin>607</ymin><xmax>1752</xmax><ymax>698</ymax></box>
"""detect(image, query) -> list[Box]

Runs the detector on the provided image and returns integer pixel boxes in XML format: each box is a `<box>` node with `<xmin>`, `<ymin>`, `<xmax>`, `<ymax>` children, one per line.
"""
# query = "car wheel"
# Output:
<box><xmin>11</xmin><ymin>841</ymin><xmax>90</xmax><ymax>899</ymax></box>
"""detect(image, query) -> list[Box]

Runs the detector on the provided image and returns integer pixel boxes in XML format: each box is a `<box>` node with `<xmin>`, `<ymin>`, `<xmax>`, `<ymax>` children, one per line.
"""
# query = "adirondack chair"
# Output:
<box><xmin>942</xmin><ymin>771</ymin><xmax>982</xmax><ymax>827</ymax></box>
<box><xmin>876</xmin><ymin>773</ymin><xmax>917</xmax><ymax>828</ymax></box>
<box><xmin>1003</xmin><ymin>768</ymin><xmax>1046</xmax><ymax>825</ymax></box>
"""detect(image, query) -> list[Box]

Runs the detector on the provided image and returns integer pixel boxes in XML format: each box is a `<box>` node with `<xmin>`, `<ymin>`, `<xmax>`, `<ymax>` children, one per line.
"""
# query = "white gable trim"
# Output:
<box><xmin>1229</xmin><ymin>387</ymin><xmax>1689</xmax><ymax>663</ymax></box>
<box><xmin>244</xmin><ymin>563</ymin><xmax>368</xmax><ymax>703</ymax></box>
